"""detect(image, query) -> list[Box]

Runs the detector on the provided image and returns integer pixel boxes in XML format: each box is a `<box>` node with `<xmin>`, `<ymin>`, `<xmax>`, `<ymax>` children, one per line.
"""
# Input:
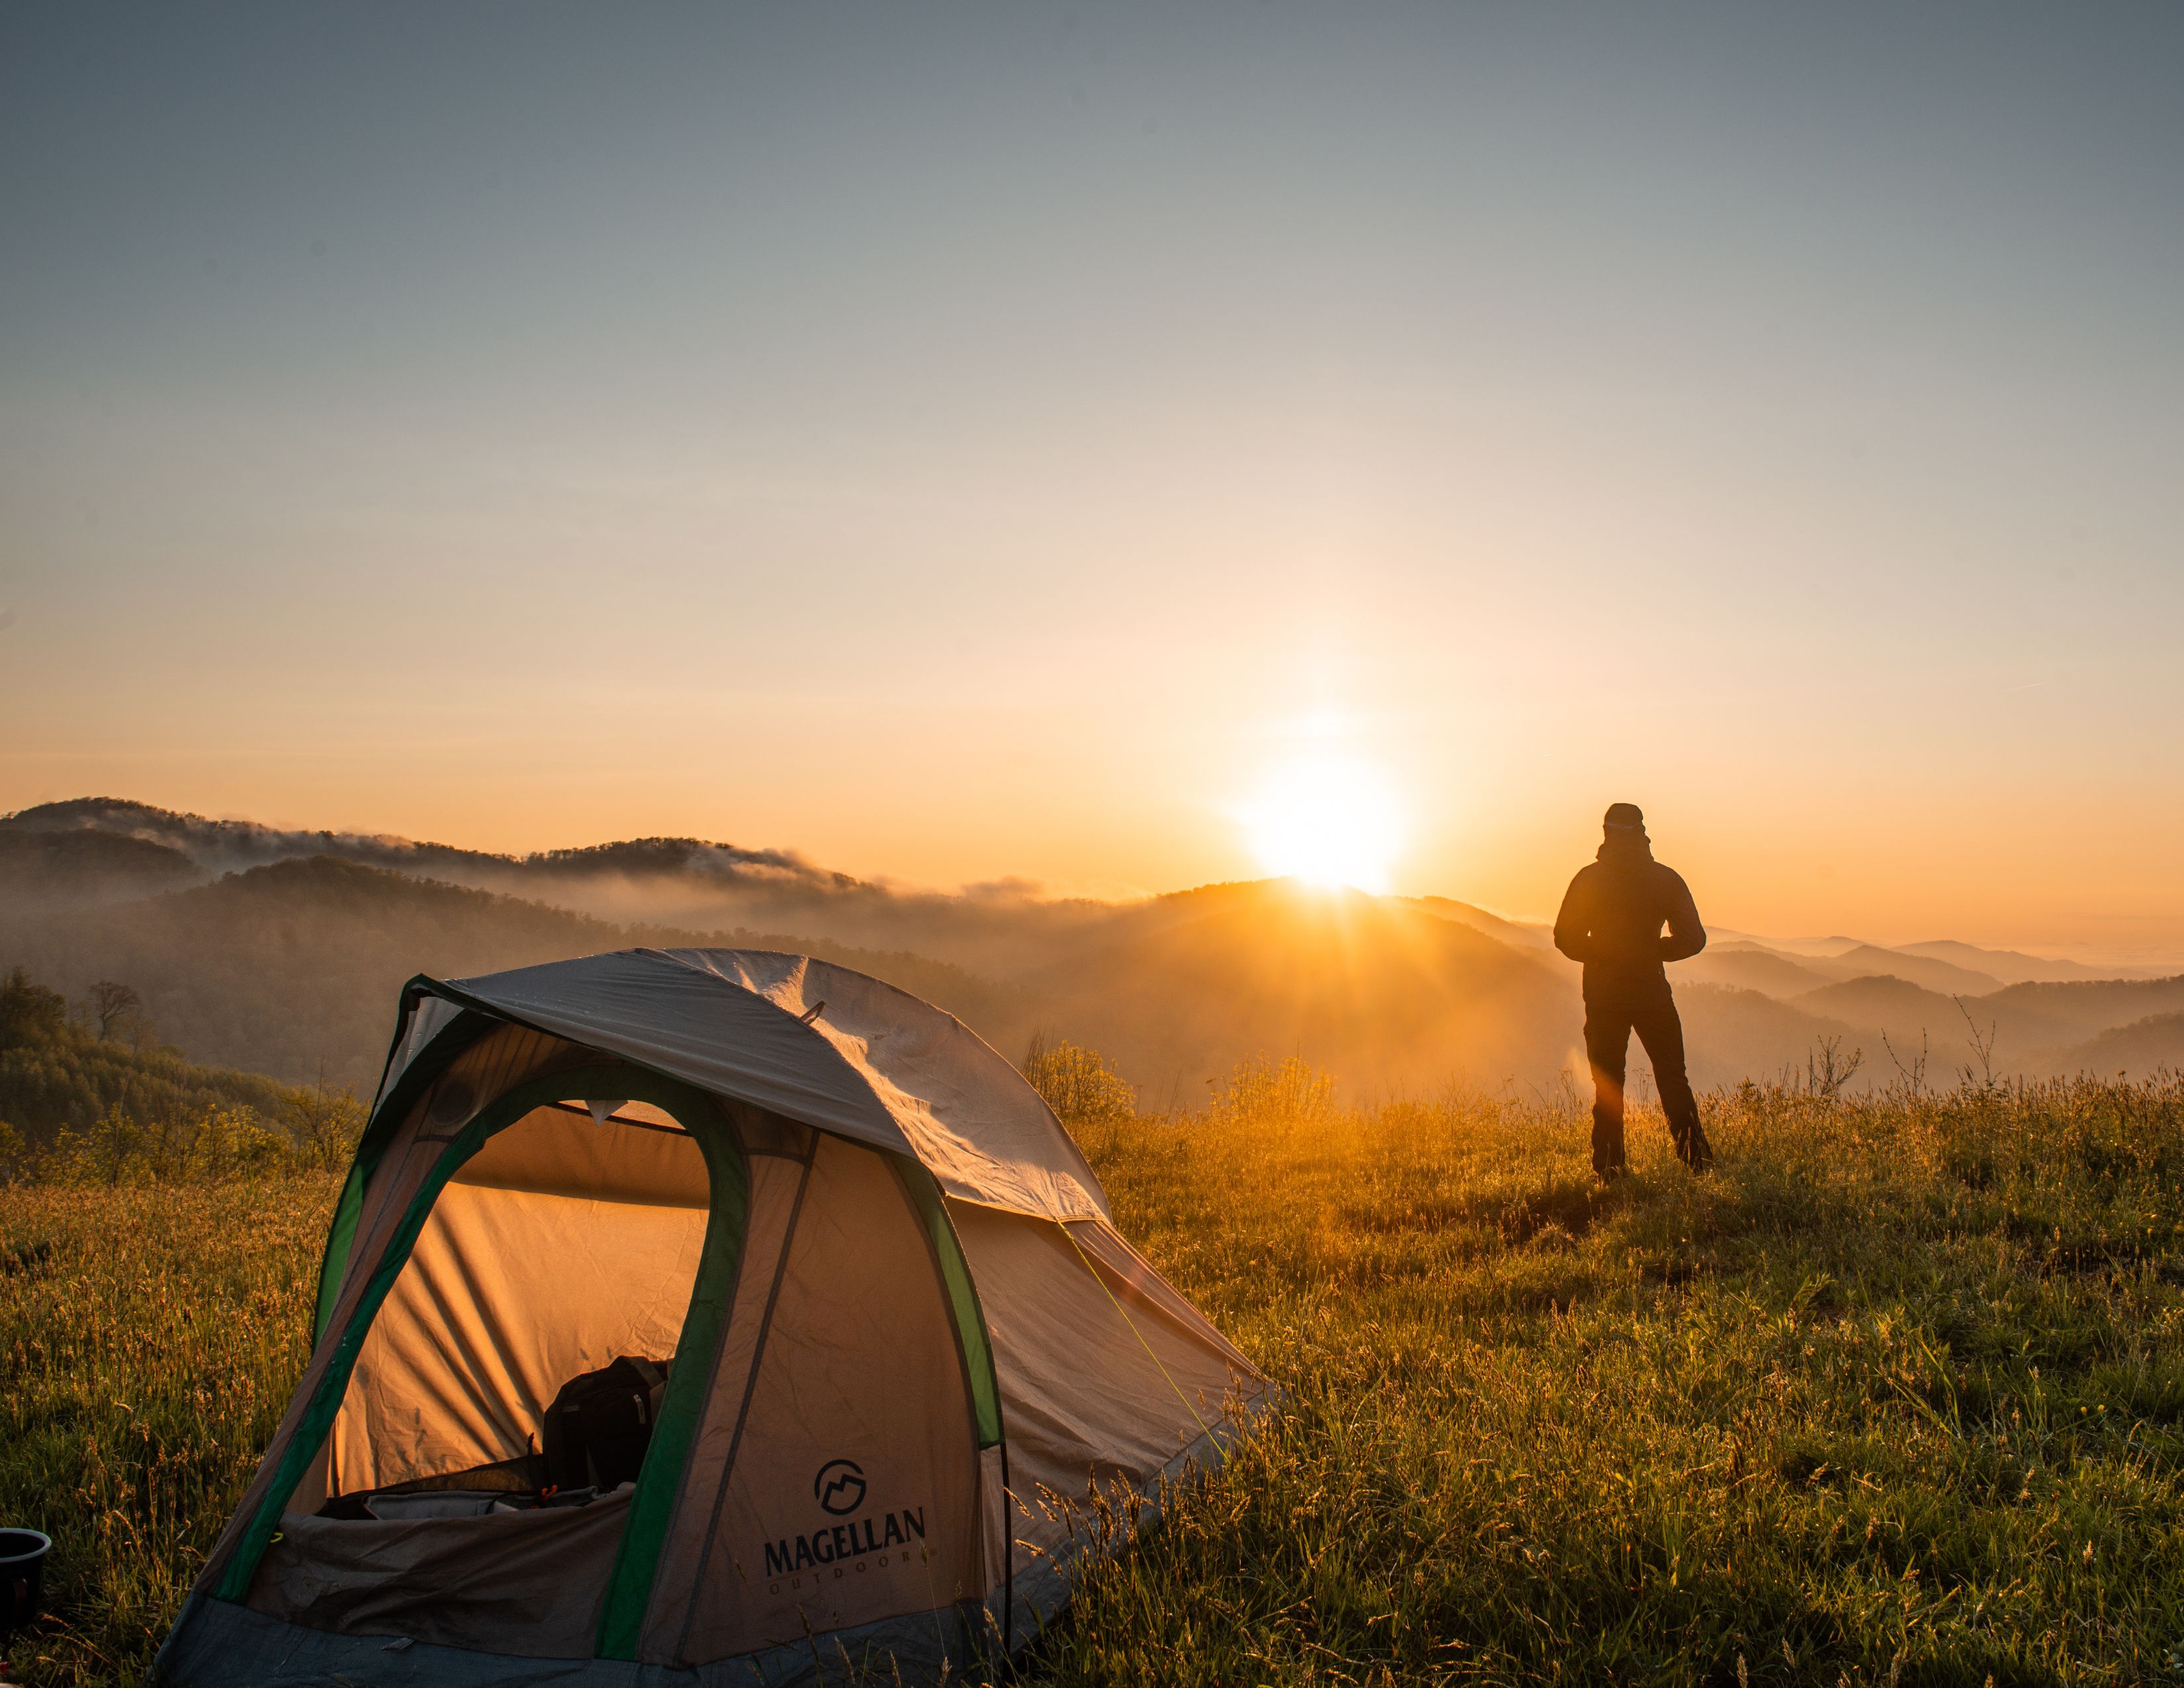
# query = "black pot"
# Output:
<box><xmin>0</xmin><ymin>1528</ymin><xmax>49</xmax><ymax>1634</ymax></box>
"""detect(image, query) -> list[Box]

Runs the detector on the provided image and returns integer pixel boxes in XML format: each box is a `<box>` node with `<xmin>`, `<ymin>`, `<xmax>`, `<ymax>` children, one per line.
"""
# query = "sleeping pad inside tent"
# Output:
<box><xmin>152</xmin><ymin>948</ymin><xmax>1268</xmax><ymax>1686</ymax></box>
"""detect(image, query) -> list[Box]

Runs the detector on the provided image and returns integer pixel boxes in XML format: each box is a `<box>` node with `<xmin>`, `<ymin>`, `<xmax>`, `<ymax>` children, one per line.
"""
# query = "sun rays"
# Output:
<box><xmin>1240</xmin><ymin>750</ymin><xmax>1404</xmax><ymax>894</ymax></box>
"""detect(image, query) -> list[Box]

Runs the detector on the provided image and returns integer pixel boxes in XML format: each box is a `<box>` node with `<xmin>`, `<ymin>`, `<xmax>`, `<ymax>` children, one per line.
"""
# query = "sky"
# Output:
<box><xmin>3</xmin><ymin>4</ymin><xmax>2181</xmax><ymax>961</ymax></box>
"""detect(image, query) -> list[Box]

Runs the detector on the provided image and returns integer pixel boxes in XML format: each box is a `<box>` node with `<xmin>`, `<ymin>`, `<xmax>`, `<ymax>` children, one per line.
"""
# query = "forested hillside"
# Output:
<box><xmin>0</xmin><ymin>967</ymin><xmax>293</xmax><ymax>1146</ymax></box>
<box><xmin>0</xmin><ymin>857</ymin><xmax>1007</xmax><ymax>1090</ymax></box>
<box><xmin>0</xmin><ymin>825</ymin><xmax>204</xmax><ymax>910</ymax></box>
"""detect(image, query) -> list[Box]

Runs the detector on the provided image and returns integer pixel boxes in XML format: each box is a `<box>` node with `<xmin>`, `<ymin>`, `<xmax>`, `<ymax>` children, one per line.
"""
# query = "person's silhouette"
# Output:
<box><xmin>1553</xmin><ymin>802</ymin><xmax>1713</xmax><ymax>1178</ymax></box>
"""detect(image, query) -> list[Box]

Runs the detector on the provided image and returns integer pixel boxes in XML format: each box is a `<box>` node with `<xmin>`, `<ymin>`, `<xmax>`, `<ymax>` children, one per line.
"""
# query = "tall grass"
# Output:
<box><xmin>1053</xmin><ymin>1075</ymin><xmax>2184</xmax><ymax>1685</ymax></box>
<box><xmin>0</xmin><ymin>1180</ymin><xmax>334</xmax><ymax>1681</ymax></box>
<box><xmin>5</xmin><ymin>1073</ymin><xmax>2183</xmax><ymax>1683</ymax></box>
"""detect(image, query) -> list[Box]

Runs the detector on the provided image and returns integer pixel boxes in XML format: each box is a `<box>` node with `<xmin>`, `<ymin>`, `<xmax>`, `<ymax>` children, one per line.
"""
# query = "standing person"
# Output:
<box><xmin>1553</xmin><ymin>802</ymin><xmax>1713</xmax><ymax>1178</ymax></box>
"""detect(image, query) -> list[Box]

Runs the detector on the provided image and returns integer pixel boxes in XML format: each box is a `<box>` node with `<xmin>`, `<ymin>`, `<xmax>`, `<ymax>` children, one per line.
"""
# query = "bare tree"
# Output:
<box><xmin>85</xmin><ymin>980</ymin><xmax>142</xmax><ymax>1042</ymax></box>
<box><xmin>1954</xmin><ymin>996</ymin><xmax>2001</xmax><ymax>1089</ymax></box>
<box><xmin>1882</xmin><ymin>1029</ymin><xmax>1930</xmax><ymax>1097</ymax></box>
<box><xmin>1803</xmin><ymin>1036</ymin><xmax>1864</xmax><ymax>1100</ymax></box>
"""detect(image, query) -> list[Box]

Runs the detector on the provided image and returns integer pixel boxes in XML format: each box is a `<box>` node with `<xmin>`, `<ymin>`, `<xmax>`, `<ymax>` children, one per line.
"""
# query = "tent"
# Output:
<box><xmin>154</xmin><ymin>949</ymin><xmax>1267</xmax><ymax>1685</ymax></box>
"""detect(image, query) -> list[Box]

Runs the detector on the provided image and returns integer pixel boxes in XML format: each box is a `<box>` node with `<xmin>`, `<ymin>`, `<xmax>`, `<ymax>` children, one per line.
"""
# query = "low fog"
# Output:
<box><xmin>5</xmin><ymin>798</ymin><xmax>2181</xmax><ymax>1107</ymax></box>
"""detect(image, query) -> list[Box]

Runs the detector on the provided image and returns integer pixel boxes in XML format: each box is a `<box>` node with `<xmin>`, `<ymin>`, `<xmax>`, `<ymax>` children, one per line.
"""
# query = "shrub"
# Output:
<box><xmin>39</xmin><ymin>1104</ymin><xmax>295</xmax><ymax>1186</ymax></box>
<box><xmin>283</xmin><ymin>1086</ymin><xmax>368</xmax><ymax>1174</ymax></box>
<box><xmin>1208</xmin><ymin>1053</ymin><xmax>1336</xmax><ymax>1127</ymax></box>
<box><xmin>1023</xmin><ymin>1033</ymin><xmax>1138</xmax><ymax>1127</ymax></box>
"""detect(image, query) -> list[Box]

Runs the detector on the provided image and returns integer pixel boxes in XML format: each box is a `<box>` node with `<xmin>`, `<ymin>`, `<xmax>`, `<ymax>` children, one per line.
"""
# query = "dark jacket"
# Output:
<box><xmin>1553</xmin><ymin>839</ymin><xmax>1706</xmax><ymax>1001</ymax></box>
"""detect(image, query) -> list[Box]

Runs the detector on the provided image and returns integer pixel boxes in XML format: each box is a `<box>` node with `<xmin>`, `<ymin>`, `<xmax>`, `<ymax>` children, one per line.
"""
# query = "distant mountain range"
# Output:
<box><xmin>3</xmin><ymin>796</ymin><xmax>2179</xmax><ymax>1104</ymax></box>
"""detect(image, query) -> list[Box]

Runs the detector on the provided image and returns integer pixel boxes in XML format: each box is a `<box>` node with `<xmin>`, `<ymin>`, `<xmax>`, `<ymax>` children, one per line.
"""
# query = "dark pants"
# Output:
<box><xmin>1583</xmin><ymin>990</ymin><xmax>1711</xmax><ymax>1175</ymax></box>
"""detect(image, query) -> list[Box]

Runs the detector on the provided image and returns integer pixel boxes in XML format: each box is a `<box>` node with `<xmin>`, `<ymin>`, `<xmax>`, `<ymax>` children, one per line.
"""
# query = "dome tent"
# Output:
<box><xmin>154</xmin><ymin>949</ymin><xmax>1266</xmax><ymax>1685</ymax></box>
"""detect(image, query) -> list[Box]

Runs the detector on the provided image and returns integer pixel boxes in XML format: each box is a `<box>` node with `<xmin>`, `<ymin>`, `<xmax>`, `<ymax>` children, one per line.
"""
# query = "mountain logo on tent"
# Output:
<box><xmin>815</xmin><ymin>1458</ymin><xmax>866</xmax><ymax>1516</ymax></box>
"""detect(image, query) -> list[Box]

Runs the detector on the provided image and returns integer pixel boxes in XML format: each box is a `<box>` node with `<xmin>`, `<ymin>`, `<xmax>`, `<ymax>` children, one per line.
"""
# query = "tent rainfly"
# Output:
<box><xmin>154</xmin><ymin>949</ymin><xmax>1267</xmax><ymax>1685</ymax></box>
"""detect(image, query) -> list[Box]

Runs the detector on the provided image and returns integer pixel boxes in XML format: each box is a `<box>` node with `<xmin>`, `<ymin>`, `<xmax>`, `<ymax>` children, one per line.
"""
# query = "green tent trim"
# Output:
<box><xmin>891</xmin><ymin>1156</ymin><xmax>1003</xmax><ymax>1450</ymax></box>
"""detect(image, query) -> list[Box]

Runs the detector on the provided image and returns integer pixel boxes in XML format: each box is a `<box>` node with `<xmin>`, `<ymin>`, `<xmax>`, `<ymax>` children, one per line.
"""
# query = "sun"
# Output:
<box><xmin>1241</xmin><ymin>753</ymin><xmax>1403</xmax><ymax>894</ymax></box>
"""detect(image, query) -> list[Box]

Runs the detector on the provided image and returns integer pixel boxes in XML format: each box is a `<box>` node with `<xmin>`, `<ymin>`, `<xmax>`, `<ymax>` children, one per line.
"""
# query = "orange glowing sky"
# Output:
<box><xmin>5</xmin><ymin>7</ymin><xmax>2181</xmax><ymax>961</ymax></box>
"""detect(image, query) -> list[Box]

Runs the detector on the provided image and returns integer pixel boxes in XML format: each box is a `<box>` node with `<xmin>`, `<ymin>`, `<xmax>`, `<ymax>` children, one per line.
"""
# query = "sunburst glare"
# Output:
<box><xmin>1241</xmin><ymin>753</ymin><xmax>1403</xmax><ymax>893</ymax></box>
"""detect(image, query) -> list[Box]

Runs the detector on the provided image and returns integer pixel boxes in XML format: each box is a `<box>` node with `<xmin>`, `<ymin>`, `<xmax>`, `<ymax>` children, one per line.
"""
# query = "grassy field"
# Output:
<box><xmin>0</xmin><ymin>1179</ymin><xmax>330</xmax><ymax>1682</ymax></box>
<box><xmin>5</xmin><ymin>1074</ymin><xmax>2184</xmax><ymax>1684</ymax></box>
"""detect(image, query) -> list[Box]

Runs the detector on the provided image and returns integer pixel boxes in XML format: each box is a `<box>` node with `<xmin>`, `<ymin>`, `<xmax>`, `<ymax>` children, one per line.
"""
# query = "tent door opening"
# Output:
<box><xmin>317</xmin><ymin>1084</ymin><xmax>722</xmax><ymax>1509</ymax></box>
<box><xmin>216</xmin><ymin>1065</ymin><xmax>749</xmax><ymax>1658</ymax></box>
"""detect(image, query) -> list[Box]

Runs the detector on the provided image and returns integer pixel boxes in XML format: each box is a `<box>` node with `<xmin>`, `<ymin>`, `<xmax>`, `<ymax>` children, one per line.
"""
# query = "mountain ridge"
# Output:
<box><xmin>6</xmin><ymin>798</ymin><xmax>2181</xmax><ymax>1099</ymax></box>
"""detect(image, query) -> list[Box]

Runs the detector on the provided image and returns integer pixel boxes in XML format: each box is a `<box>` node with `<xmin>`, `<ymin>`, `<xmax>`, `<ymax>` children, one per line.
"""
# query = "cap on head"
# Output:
<box><xmin>1602</xmin><ymin>802</ymin><xmax>1646</xmax><ymax>833</ymax></box>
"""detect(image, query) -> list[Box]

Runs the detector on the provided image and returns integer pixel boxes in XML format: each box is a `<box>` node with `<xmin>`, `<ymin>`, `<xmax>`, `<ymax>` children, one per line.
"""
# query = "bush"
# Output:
<box><xmin>283</xmin><ymin>1086</ymin><xmax>367</xmax><ymax>1174</ymax></box>
<box><xmin>1208</xmin><ymin>1053</ymin><xmax>1336</xmax><ymax>1127</ymax></box>
<box><xmin>0</xmin><ymin>1088</ymin><xmax>365</xmax><ymax>1188</ymax></box>
<box><xmin>1023</xmin><ymin>1033</ymin><xmax>1138</xmax><ymax>1127</ymax></box>
<box><xmin>38</xmin><ymin>1105</ymin><xmax>295</xmax><ymax>1186</ymax></box>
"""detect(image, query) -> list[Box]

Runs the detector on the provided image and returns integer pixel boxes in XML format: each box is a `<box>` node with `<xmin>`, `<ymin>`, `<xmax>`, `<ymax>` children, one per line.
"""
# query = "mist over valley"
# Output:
<box><xmin>6</xmin><ymin>798</ymin><xmax>2180</xmax><ymax>1120</ymax></box>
